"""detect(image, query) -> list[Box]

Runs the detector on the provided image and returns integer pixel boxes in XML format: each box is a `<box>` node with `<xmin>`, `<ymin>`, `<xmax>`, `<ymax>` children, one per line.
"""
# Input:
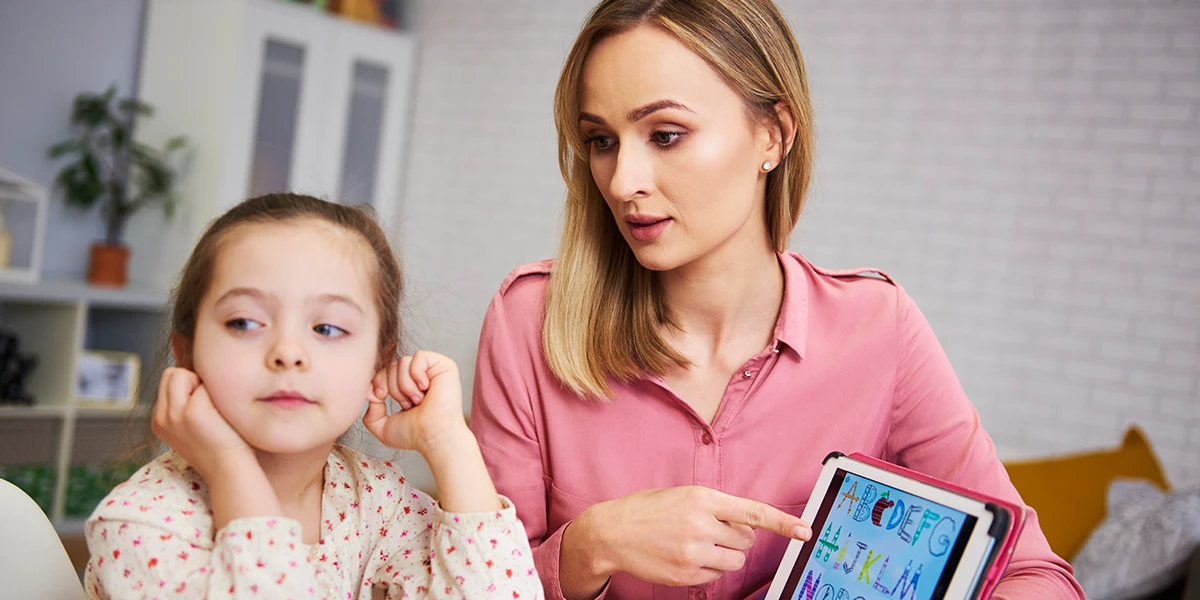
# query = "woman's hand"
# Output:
<box><xmin>362</xmin><ymin>351</ymin><xmax>471</xmax><ymax>456</ymax></box>
<box><xmin>560</xmin><ymin>486</ymin><xmax>811</xmax><ymax>598</ymax></box>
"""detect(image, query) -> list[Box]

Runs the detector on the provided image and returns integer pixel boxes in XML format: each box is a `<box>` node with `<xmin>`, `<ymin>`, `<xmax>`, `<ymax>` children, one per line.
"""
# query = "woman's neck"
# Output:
<box><xmin>659</xmin><ymin>238</ymin><xmax>784</xmax><ymax>355</ymax></box>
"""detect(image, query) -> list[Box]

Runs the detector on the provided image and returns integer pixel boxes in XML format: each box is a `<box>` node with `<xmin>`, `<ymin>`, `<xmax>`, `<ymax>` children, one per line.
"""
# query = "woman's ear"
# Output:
<box><xmin>170</xmin><ymin>333</ymin><xmax>192</xmax><ymax>369</ymax></box>
<box><xmin>772</xmin><ymin>101</ymin><xmax>797</xmax><ymax>163</ymax></box>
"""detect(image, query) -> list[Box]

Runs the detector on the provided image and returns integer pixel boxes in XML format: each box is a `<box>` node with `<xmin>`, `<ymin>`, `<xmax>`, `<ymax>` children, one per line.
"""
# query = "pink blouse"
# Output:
<box><xmin>470</xmin><ymin>252</ymin><xmax>1084</xmax><ymax>600</ymax></box>
<box><xmin>85</xmin><ymin>445</ymin><xmax>542</xmax><ymax>599</ymax></box>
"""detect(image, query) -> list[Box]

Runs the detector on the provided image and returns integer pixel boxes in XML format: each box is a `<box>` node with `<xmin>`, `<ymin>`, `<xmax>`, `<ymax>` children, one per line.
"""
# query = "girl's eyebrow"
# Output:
<box><xmin>316</xmin><ymin>293</ymin><xmax>364</xmax><ymax>316</ymax></box>
<box><xmin>213</xmin><ymin>287</ymin><xmax>270</xmax><ymax>306</ymax></box>
<box><xmin>213</xmin><ymin>288</ymin><xmax>363</xmax><ymax>316</ymax></box>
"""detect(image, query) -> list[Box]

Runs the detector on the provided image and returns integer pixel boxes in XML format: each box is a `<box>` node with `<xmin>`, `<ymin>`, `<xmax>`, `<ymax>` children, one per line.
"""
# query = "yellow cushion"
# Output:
<box><xmin>1002</xmin><ymin>426</ymin><xmax>1170</xmax><ymax>562</ymax></box>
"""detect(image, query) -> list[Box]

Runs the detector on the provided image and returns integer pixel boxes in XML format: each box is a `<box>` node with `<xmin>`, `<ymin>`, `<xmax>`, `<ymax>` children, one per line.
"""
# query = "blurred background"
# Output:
<box><xmin>0</xmin><ymin>0</ymin><xmax>1197</xmax><ymax>592</ymax></box>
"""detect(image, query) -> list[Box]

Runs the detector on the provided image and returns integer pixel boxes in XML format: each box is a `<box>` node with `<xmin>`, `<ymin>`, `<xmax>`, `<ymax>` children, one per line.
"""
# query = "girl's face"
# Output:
<box><xmin>579</xmin><ymin>25</ymin><xmax>778</xmax><ymax>273</ymax></box>
<box><xmin>184</xmin><ymin>219</ymin><xmax>380</xmax><ymax>456</ymax></box>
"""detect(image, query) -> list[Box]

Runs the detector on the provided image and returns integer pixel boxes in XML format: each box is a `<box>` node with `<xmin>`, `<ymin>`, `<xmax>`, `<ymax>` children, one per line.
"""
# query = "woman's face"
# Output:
<box><xmin>580</xmin><ymin>25</ymin><xmax>780</xmax><ymax>273</ymax></box>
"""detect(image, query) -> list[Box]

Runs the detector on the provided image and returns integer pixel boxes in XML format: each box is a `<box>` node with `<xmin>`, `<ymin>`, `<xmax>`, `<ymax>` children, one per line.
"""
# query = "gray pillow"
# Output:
<box><xmin>1072</xmin><ymin>478</ymin><xmax>1200</xmax><ymax>600</ymax></box>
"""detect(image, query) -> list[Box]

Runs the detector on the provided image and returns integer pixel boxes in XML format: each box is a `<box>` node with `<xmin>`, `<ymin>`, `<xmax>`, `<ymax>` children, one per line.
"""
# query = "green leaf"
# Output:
<box><xmin>163</xmin><ymin>136</ymin><xmax>187</xmax><ymax>152</ymax></box>
<box><xmin>117</xmin><ymin>98</ymin><xmax>154</xmax><ymax>118</ymax></box>
<box><xmin>71</xmin><ymin>94</ymin><xmax>112</xmax><ymax>129</ymax></box>
<box><xmin>46</xmin><ymin>139</ymin><xmax>83</xmax><ymax>159</ymax></box>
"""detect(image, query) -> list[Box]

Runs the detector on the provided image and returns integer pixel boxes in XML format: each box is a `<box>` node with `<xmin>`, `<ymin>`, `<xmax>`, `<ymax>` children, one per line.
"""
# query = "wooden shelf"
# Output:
<box><xmin>0</xmin><ymin>277</ymin><xmax>168</xmax><ymax>309</ymax></box>
<box><xmin>73</xmin><ymin>403</ymin><xmax>151</xmax><ymax>419</ymax></box>
<box><xmin>0</xmin><ymin>404</ymin><xmax>67</xmax><ymax>419</ymax></box>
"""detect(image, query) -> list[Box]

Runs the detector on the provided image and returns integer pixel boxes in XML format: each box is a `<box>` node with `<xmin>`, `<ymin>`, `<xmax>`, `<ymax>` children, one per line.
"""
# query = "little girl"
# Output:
<box><xmin>84</xmin><ymin>193</ymin><xmax>542</xmax><ymax>599</ymax></box>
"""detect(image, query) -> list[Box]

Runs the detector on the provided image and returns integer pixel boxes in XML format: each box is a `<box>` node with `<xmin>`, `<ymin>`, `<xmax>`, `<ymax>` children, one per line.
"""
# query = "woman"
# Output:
<box><xmin>470</xmin><ymin>1</ymin><xmax>1084</xmax><ymax>599</ymax></box>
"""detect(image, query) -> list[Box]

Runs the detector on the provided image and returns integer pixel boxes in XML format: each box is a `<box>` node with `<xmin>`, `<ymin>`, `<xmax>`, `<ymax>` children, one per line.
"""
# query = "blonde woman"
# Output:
<box><xmin>471</xmin><ymin>1</ymin><xmax>1084</xmax><ymax>599</ymax></box>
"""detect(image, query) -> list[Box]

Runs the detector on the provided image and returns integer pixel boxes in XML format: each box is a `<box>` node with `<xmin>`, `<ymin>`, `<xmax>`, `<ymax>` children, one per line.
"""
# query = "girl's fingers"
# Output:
<box><xmin>370</xmin><ymin>370</ymin><xmax>389</xmax><ymax>401</ymax></box>
<box><xmin>409</xmin><ymin>351</ymin><xmax>432</xmax><ymax>391</ymax></box>
<box><xmin>362</xmin><ymin>398</ymin><xmax>389</xmax><ymax>439</ymax></box>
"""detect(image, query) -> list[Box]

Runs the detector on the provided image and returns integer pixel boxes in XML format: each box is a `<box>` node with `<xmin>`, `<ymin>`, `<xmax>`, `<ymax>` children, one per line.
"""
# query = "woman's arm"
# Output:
<box><xmin>887</xmin><ymin>287</ymin><xmax>1085</xmax><ymax>600</ymax></box>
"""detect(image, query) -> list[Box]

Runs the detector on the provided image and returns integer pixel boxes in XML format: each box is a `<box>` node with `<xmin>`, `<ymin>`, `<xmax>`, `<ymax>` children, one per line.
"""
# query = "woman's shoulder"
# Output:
<box><xmin>495</xmin><ymin>259</ymin><xmax>553</xmax><ymax>300</ymax></box>
<box><xmin>86</xmin><ymin>451</ymin><xmax>214</xmax><ymax>544</ymax></box>
<box><xmin>785</xmin><ymin>252</ymin><xmax>919</xmax><ymax>333</ymax></box>
<box><xmin>788</xmin><ymin>252</ymin><xmax>905</xmax><ymax>303</ymax></box>
<box><xmin>481</xmin><ymin>260</ymin><xmax>554</xmax><ymax>336</ymax></box>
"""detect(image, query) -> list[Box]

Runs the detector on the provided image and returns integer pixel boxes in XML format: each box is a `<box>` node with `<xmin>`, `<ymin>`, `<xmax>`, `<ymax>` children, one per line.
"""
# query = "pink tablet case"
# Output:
<box><xmin>838</xmin><ymin>452</ymin><xmax>1027</xmax><ymax>599</ymax></box>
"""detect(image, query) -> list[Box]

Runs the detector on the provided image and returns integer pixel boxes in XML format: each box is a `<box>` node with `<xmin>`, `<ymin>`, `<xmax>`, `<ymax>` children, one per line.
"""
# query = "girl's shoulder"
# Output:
<box><xmin>86</xmin><ymin>452</ymin><xmax>214</xmax><ymax>546</ymax></box>
<box><xmin>327</xmin><ymin>445</ymin><xmax>418</xmax><ymax>496</ymax></box>
<box><xmin>326</xmin><ymin>445</ymin><xmax>436</xmax><ymax>520</ymax></box>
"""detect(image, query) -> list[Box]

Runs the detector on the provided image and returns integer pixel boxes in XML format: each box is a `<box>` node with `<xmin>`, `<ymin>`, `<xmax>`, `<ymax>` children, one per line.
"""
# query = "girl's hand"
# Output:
<box><xmin>363</xmin><ymin>351</ymin><xmax>470</xmax><ymax>457</ymax></box>
<box><xmin>151</xmin><ymin>367</ymin><xmax>256</xmax><ymax>482</ymax></box>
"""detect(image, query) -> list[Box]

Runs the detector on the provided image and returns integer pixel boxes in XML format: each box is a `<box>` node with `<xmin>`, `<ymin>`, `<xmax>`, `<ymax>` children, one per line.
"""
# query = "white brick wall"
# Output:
<box><xmin>398</xmin><ymin>1</ymin><xmax>1200</xmax><ymax>487</ymax></box>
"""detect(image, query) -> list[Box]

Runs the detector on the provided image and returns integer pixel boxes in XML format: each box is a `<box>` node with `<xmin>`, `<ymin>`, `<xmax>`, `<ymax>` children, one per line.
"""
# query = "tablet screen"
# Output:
<box><xmin>776</xmin><ymin>469</ymin><xmax>979</xmax><ymax>600</ymax></box>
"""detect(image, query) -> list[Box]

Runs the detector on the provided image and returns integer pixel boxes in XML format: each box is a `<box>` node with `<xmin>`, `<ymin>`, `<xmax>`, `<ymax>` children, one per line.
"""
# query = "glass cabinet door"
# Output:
<box><xmin>247</xmin><ymin>39</ymin><xmax>306</xmax><ymax>197</ymax></box>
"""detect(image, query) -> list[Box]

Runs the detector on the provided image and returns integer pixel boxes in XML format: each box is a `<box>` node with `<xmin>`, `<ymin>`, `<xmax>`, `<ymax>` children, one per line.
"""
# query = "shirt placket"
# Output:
<box><xmin>687</xmin><ymin>347</ymin><xmax>779</xmax><ymax>600</ymax></box>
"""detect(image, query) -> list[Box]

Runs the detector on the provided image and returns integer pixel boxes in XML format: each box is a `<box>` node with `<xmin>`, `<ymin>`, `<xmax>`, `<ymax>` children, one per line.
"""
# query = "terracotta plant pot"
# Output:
<box><xmin>87</xmin><ymin>243</ymin><xmax>130</xmax><ymax>288</ymax></box>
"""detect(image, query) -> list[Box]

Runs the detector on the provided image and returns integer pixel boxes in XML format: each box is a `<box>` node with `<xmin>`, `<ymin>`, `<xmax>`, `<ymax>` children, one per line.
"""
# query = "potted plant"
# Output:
<box><xmin>47</xmin><ymin>84</ymin><xmax>187</xmax><ymax>288</ymax></box>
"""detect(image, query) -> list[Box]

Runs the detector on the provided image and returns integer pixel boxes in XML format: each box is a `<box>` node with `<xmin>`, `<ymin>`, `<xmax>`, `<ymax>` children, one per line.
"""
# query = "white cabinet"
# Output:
<box><xmin>131</xmin><ymin>0</ymin><xmax>416</xmax><ymax>288</ymax></box>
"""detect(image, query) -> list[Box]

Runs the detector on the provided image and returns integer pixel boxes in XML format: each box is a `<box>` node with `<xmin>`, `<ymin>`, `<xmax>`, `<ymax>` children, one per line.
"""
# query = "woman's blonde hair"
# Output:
<box><xmin>544</xmin><ymin>0</ymin><xmax>815</xmax><ymax>399</ymax></box>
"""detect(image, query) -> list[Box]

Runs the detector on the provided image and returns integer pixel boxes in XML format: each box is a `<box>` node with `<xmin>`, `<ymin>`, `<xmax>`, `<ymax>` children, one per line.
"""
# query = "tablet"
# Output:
<box><xmin>764</xmin><ymin>452</ymin><xmax>1013</xmax><ymax>600</ymax></box>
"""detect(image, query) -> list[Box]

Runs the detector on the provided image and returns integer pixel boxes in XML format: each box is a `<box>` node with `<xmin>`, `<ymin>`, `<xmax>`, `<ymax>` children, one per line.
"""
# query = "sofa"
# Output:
<box><xmin>1003</xmin><ymin>426</ymin><xmax>1199</xmax><ymax>599</ymax></box>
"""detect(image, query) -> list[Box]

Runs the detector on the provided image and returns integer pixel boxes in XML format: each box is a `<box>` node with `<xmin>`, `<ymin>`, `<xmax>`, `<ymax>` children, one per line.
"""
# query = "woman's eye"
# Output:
<box><xmin>314</xmin><ymin>324</ymin><xmax>348</xmax><ymax>338</ymax></box>
<box><xmin>226</xmin><ymin>318</ymin><xmax>262</xmax><ymax>332</ymax></box>
<box><xmin>584</xmin><ymin>135</ymin><xmax>614</xmax><ymax>151</ymax></box>
<box><xmin>651</xmin><ymin>131</ymin><xmax>683</xmax><ymax>146</ymax></box>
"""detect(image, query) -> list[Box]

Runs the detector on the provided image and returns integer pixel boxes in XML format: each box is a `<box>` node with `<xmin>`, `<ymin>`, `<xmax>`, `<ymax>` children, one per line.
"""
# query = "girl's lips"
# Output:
<box><xmin>260</xmin><ymin>391</ymin><xmax>315</xmax><ymax>408</ymax></box>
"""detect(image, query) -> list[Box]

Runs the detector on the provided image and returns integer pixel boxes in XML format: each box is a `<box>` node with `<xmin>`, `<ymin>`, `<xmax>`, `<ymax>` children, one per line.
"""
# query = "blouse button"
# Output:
<box><xmin>701</xmin><ymin>432</ymin><xmax>713</xmax><ymax>445</ymax></box>
<box><xmin>695</xmin><ymin>588</ymin><xmax>707</xmax><ymax>600</ymax></box>
<box><xmin>743</xmin><ymin>370</ymin><xmax>752</xmax><ymax>378</ymax></box>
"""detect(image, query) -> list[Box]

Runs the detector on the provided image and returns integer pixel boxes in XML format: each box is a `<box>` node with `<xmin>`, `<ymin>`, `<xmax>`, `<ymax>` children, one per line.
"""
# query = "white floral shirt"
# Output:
<box><xmin>84</xmin><ymin>445</ymin><xmax>542</xmax><ymax>599</ymax></box>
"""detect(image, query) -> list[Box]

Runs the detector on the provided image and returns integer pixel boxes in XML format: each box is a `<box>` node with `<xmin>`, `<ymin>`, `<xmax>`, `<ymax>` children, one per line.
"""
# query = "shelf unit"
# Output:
<box><xmin>0</xmin><ymin>278</ymin><xmax>167</xmax><ymax>525</ymax></box>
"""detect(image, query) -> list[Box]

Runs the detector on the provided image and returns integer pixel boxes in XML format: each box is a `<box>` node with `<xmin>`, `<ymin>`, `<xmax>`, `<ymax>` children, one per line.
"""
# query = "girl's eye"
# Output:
<box><xmin>314</xmin><ymin>324</ymin><xmax>348</xmax><ymax>338</ymax></box>
<box><xmin>584</xmin><ymin>135</ymin><xmax>614</xmax><ymax>151</ymax></box>
<box><xmin>226</xmin><ymin>318</ymin><xmax>262</xmax><ymax>332</ymax></box>
<box><xmin>651</xmin><ymin>131</ymin><xmax>684</xmax><ymax>146</ymax></box>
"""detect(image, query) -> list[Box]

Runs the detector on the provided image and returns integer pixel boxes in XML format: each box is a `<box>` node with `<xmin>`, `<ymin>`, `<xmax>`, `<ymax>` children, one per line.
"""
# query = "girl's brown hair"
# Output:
<box><xmin>543</xmin><ymin>0</ymin><xmax>815</xmax><ymax>398</ymax></box>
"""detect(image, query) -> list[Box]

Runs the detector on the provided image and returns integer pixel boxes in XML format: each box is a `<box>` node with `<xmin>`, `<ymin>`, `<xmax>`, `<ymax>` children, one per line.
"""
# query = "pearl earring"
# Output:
<box><xmin>762</xmin><ymin>161</ymin><xmax>773</xmax><ymax>171</ymax></box>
